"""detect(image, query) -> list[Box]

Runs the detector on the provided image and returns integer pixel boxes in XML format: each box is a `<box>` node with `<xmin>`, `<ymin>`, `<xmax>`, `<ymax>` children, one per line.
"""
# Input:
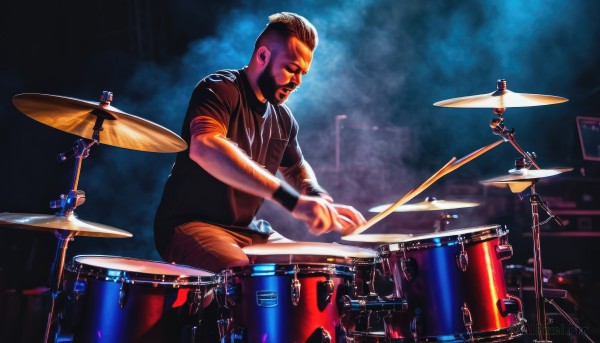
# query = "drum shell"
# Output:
<box><xmin>61</xmin><ymin>256</ymin><xmax>216</xmax><ymax>343</ymax></box>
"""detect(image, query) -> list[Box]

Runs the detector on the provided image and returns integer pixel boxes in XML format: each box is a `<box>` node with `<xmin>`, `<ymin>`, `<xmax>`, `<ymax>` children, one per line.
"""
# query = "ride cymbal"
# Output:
<box><xmin>0</xmin><ymin>212</ymin><xmax>132</xmax><ymax>238</ymax></box>
<box><xmin>368</xmin><ymin>197</ymin><xmax>480</xmax><ymax>213</ymax></box>
<box><xmin>433</xmin><ymin>79</ymin><xmax>568</xmax><ymax>108</ymax></box>
<box><xmin>13</xmin><ymin>93</ymin><xmax>187</xmax><ymax>153</ymax></box>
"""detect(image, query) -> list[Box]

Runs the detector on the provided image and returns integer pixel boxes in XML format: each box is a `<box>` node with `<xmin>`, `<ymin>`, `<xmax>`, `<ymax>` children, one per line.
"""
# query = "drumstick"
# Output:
<box><xmin>349</xmin><ymin>139</ymin><xmax>504</xmax><ymax>235</ymax></box>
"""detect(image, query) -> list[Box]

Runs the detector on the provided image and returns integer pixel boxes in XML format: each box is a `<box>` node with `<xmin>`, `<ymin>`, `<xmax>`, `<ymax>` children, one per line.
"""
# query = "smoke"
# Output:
<box><xmin>2</xmin><ymin>0</ymin><xmax>599</xmax><ymax>262</ymax></box>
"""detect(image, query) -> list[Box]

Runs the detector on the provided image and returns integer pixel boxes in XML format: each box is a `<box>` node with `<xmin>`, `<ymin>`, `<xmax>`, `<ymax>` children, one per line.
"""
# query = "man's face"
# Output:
<box><xmin>257</xmin><ymin>36</ymin><xmax>313</xmax><ymax>105</ymax></box>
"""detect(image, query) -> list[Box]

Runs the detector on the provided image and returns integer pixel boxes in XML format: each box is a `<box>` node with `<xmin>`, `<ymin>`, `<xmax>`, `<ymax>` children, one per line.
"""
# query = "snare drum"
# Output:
<box><xmin>61</xmin><ymin>255</ymin><xmax>218</xmax><ymax>343</ymax></box>
<box><xmin>221</xmin><ymin>242</ymin><xmax>378</xmax><ymax>343</ymax></box>
<box><xmin>375</xmin><ymin>225</ymin><xmax>525</xmax><ymax>342</ymax></box>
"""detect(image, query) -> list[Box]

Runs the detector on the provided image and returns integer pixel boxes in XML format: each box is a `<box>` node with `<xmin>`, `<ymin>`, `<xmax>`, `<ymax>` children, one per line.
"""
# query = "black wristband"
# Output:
<box><xmin>273</xmin><ymin>184</ymin><xmax>300</xmax><ymax>212</ymax></box>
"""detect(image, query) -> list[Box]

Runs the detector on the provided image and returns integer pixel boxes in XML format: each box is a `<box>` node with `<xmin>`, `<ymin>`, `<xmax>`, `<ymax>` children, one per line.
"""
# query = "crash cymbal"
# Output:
<box><xmin>368</xmin><ymin>197</ymin><xmax>480</xmax><ymax>213</ymax></box>
<box><xmin>480</xmin><ymin>168</ymin><xmax>573</xmax><ymax>184</ymax></box>
<box><xmin>0</xmin><ymin>212</ymin><xmax>132</xmax><ymax>238</ymax></box>
<box><xmin>13</xmin><ymin>93</ymin><xmax>187</xmax><ymax>153</ymax></box>
<box><xmin>341</xmin><ymin>233</ymin><xmax>415</xmax><ymax>243</ymax></box>
<box><xmin>433</xmin><ymin>79</ymin><xmax>568</xmax><ymax>108</ymax></box>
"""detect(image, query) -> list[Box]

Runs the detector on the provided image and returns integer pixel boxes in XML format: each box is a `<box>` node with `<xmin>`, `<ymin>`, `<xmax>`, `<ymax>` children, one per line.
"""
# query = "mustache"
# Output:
<box><xmin>281</xmin><ymin>83</ymin><xmax>298</xmax><ymax>91</ymax></box>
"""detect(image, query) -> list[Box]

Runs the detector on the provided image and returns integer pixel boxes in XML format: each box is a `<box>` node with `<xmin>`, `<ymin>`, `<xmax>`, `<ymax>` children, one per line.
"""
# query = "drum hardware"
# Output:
<box><xmin>457</xmin><ymin>236</ymin><xmax>469</xmax><ymax>272</ymax></box>
<box><xmin>318</xmin><ymin>278</ymin><xmax>336</xmax><ymax>304</ymax></box>
<box><xmin>461</xmin><ymin>303</ymin><xmax>474</xmax><ymax>342</ymax></box>
<box><xmin>341</xmin><ymin>295</ymin><xmax>408</xmax><ymax>313</ymax></box>
<box><xmin>291</xmin><ymin>264</ymin><xmax>301</xmax><ymax>306</ymax></box>
<box><xmin>118</xmin><ymin>280</ymin><xmax>129</xmax><ymax>309</ymax></box>
<box><xmin>495</xmin><ymin>234</ymin><xmax>514</xmax><ymax>260</ymax></box>
<box><xmin>409</xmin><ymin>308</ymin><xmax>422</xmax><ymax>339</ymax></box>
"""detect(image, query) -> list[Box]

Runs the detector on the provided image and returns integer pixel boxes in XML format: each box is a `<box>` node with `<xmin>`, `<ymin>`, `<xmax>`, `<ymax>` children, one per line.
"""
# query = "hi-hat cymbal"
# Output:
<box><xmin>368</xmin><ymin>197</ymin><xmax>480</xmax><ymax>213</ymax></box>
<box><xmin>341</xmin><ymin>233</ymin><xmax>415</xmax><ymax>243</ymax></box>
<box><xmin>433</xmin><ymin>79</ymin><xmax>568</xmax><ymax>108</ymax></box>
<box><xmin>0</xmin><ymin>212</ymin><xmax>132</xmax><ymax>238</ymax></box>
<box><xmin>480</xmin><ymin>168</ymin><xmax>573</xmax><ymax>184</ymax></box>
<box><xmin>13</xmin><ymin>93</ymin><xmax>187</xmax><ymax>153</ymax></box>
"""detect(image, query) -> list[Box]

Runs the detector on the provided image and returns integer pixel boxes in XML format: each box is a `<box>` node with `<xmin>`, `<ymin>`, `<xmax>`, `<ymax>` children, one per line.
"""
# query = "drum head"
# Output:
<box><xmin>383</xmin><ymin>225</ymin><xmax>504</xmax><ymax>251</ymax></box>
<box><xmin>68</xmin><ymin>255</ymin><xmax>217</xmax><ymax>286</ymax></box>
<box><xmin>242</xmin><ymin>242</ymin><xmax>377</xmax><ymax>265</ymax></box>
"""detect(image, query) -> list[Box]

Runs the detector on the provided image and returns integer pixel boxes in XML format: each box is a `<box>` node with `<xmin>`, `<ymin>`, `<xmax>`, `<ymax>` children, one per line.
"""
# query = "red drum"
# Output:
<box><xmin>61</xmin><ymin>255</ymin><xmax>217</xmax><ymax>343</ymax></box>
<box><xmin>222</xmin><ymin>242</ymin><xmax>378</xmax><ymax>343</ymax></box>
<box><xmin>370</xmin><ymin>225</ymin><xmax>525</xmax><ymax>342</ymax></box>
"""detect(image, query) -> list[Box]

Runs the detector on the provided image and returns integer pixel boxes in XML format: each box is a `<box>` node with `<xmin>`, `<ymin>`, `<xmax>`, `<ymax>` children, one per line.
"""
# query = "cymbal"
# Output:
<box><xmin>341</xmin><ymin>233</ymin><xmax>415</xmax><ymax>243</ymax></box>
<box><xmin>433</xmin><ymin>79</ymin><xmax>568</xmax><ymax>108</ymax></box>
<box><xmin>368</xmin><ymin>197</ymin><xmax>480</xmax><ymax>213</ymax></box>
<box><xmin>13</xmin><ymin>93</ymin><xmax>187</xmax><ymax>153</ymax></box>
<box><xmin>0</xmin><ymin>212</ymin><xmax>132</xmax><ymax>238</ymax></box>
<box><xmin>480</xmin><ymin>168</ymin><xmax>573</xmax><ymax>184</ymax></box>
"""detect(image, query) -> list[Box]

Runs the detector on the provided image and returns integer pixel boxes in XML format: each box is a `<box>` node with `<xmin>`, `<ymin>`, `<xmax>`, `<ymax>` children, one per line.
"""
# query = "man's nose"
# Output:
<box><xmin>292</xmin><ymin>73</ymin><xmax>302</xmax><ymax>86</ymax></box>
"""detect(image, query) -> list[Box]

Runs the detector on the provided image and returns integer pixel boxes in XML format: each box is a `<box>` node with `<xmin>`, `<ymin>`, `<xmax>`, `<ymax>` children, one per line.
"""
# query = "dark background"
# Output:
<box><xmin>1</xmin><ymin>0</ymin><xmax>599</xmax><ymax>341</ymax></box>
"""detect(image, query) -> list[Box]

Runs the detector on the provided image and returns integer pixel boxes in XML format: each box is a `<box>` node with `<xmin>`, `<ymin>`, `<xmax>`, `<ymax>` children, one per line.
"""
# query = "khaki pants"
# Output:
<box><xmin>162</xmin><ymin>222</ymin><xmax>271</xmax><ymax>273</ymax></box>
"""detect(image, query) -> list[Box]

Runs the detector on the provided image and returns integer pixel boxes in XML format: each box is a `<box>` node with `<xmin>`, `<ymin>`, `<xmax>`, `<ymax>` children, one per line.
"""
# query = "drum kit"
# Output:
<box><xmin>0</xmin><ymin>80</ymin><xmax>593</xmax><ymax>343</ymax></box>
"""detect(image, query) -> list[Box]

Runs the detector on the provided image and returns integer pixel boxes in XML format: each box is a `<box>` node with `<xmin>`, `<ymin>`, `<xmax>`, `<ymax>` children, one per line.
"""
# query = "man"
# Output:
<box><xmin>154</xmin><ymin>12</ymin><xmax>365</xmax><ymax>273</ymax></box>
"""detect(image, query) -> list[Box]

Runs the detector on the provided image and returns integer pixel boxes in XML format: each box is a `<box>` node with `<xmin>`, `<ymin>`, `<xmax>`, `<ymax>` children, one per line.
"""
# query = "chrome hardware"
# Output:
<box><xmin>456</xmin><ymin>236</ymin><xmax>469</xmax><ymax>272</ymax></box>
<box><xmin>118</xmin><ymin>280</ymin><xmax>128</xmax><ymax>309</ymax></box>
<box><xmin>462</xmin><ymin>303</ymin><xmax>473</xmax><ymax>342</ymax></box>
<box><xmin>318</xmin><ymin>278</ymin><xmax>335</xmax><ymax>303</ymax></box>
<box><xmin>496</xmin><ymin>234</ymin><xmax>513</xmax><ymax>260</ymax></box>
<box><xmin>291</xmin><ymin>265</ymin><xmax>301</xmax><ymax>306</ymax></box>
<box><xmin>217</xmin><ymin>318</ymin><xmax>231</xmax><ymax>341</ymax></box>
<box><xmin>410</xmin><ymin>308</ymin><xmax>422</xmax><ymax>339</ymax></box>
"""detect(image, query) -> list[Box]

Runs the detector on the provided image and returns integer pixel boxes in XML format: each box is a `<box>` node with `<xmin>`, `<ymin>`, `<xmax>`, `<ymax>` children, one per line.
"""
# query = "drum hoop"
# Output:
<box><xmin>65</xmin><ymin>255</ymin><xmax>219</xmax><ymax>287</ymax></box>
<box><xmin>381</xmin><ymin>225</ymin><xmax>507</xmax><ymax>253</ymax></box>
<box><xmin>229</xmin><ymin>263</ymin><xmax>355</xmax><ymax>278</ymax></box>
<box><xmin>245</xmin><ymin>253</ymin><xmax>373</xmax><ymax>266</ymax></box>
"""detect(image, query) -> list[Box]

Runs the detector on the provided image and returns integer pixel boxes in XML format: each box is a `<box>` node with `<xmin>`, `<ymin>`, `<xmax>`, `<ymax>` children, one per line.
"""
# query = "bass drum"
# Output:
<box><xmin>372</xmin><ymin>225</ymin><xmax>525</xmax><ymax>342</ymax></box>
<box><xmin>61</xmin><ymin>255</ymin><xmax>218</xmax><ymax>343</ymax></box>
<box><xmin>222</xmin><ymin>242</ymin><xmax>378</xmax><ymax>343</ymax></box>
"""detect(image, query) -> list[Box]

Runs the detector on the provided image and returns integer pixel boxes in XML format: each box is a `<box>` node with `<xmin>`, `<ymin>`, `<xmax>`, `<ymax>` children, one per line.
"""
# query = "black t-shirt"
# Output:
<box><xmin>154</xmin><ymin>69</ymin><xmax>303</xmax><ymax>254</ymax></box>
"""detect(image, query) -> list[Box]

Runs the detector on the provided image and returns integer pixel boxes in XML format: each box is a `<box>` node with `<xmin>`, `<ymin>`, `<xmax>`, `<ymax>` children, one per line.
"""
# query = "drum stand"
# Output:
<box><xmin>43</xmin><ymin>133</ymin><xmax>101</xmax><ymax>342</ymax></box>
<box><xmin>489</xmin><ymin>111</ymin><xmax>595</xmax><ymax>343</ymax></box>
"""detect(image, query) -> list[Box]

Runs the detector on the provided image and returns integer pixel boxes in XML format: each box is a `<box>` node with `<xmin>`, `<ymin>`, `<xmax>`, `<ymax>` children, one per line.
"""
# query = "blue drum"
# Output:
<box><xmin>61</xmin><ymin>255</ymin><xmax>217</xmax><ymax>343</ymax></box>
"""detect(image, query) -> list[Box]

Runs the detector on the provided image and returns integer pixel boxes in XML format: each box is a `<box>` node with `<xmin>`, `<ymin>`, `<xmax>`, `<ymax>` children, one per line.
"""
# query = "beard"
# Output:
<box><xmin>257</xmin><ymin>61</ymin><xmax>294</xmax><ymax>105</ymax></box>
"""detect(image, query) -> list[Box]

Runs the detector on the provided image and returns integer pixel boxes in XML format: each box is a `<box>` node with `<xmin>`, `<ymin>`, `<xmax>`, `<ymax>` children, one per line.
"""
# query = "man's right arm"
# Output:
<box><xmin>189</xmin><ymin>117</ymin><xmax>343</xmax><ymax>235</ymax></box>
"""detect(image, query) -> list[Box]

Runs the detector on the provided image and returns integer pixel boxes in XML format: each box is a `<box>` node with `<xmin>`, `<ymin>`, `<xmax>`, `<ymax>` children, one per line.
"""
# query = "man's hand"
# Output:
<box><xmin>291</xmin><ymin>196</ymin><xmax>366</xmax><ymax>236</ymax></box>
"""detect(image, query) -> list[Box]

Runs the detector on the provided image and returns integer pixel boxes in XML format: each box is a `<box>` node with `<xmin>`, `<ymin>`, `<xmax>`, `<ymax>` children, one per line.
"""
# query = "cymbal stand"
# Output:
<box><xmin>489</xmin><ymin>106</ymin><xmax>540</xmax><ymax>170</ymax></box>
<box><xmin>43</xmin><ymin>92</ymin><xmax>110</xmax><ymax>343</ymax></box>
<box><xmin>524</xmin><ymin>185</ymin><xmax>594</xmax><ymax>343</ymax></box>
<box><xmin>488</xmin><ymin>111</ymin><xmax>594</xmax><ymax>343</ymax></box>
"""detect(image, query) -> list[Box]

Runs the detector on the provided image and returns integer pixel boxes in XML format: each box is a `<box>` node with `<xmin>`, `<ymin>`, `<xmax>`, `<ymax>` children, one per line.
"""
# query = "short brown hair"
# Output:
<box><xmin>254</xmin><ymin>12</ymin><xmax>318</xmax><ymax>52</ymax></box>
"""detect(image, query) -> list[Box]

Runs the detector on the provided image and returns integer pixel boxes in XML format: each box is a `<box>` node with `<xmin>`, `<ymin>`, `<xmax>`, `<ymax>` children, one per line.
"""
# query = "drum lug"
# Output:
<box><xmin>307</xmin><ymin>327</ymin><xmax>331</xmax><ymax>343</ymax></box>
<box><xmin>496</xmin><ymin>239</ymin><xmax>513</xmax><ymax>261</ymax></box>
<box><xmin>335</xmin><ymin>323</ymin><xmax>347</xmax><ymax>343</ymax></box>
<box><xmin>409</xmin><ymin>308</ymin><xmax>422</xmax><ymax>339</ymax></box>
<box><xmin>217</xmin><ymin>318</ymin><xmax>233</xmax><ymax>341</ymax></box>
<box><xmin>318</xmin><ymin>278</ymin><xmax>335</xmax><ymax>304</ymax></box>
<box><xmin>291</xmin><ymin>265</ymin><xmax>301</xmax><ymax>306</ymax></box>
<box><xmin>497</xmin><ymin>294</ymin><xmax>523</xmax><ymax>316</ymax></box>
<box><xmin>118</xmin><ymin>281</ymin><xmax>129</xmax><ymax>309</ymax></box>
<box><xmin>456</xmin><ymin>237</ymin><xmax>469</xmax><ymax>272</ymax></box>
<box><xmin>461</xmin><ymin>302</ymin><xmax>474</xmax><ymax>342</ymax></box>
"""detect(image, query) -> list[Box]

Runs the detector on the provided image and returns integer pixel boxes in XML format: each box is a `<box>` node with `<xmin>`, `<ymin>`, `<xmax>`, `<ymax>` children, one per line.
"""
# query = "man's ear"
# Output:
<box><xmin>256</xmin><ymin>46</ymin><xmax>270</xmax><ymax>66</ymax></box>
